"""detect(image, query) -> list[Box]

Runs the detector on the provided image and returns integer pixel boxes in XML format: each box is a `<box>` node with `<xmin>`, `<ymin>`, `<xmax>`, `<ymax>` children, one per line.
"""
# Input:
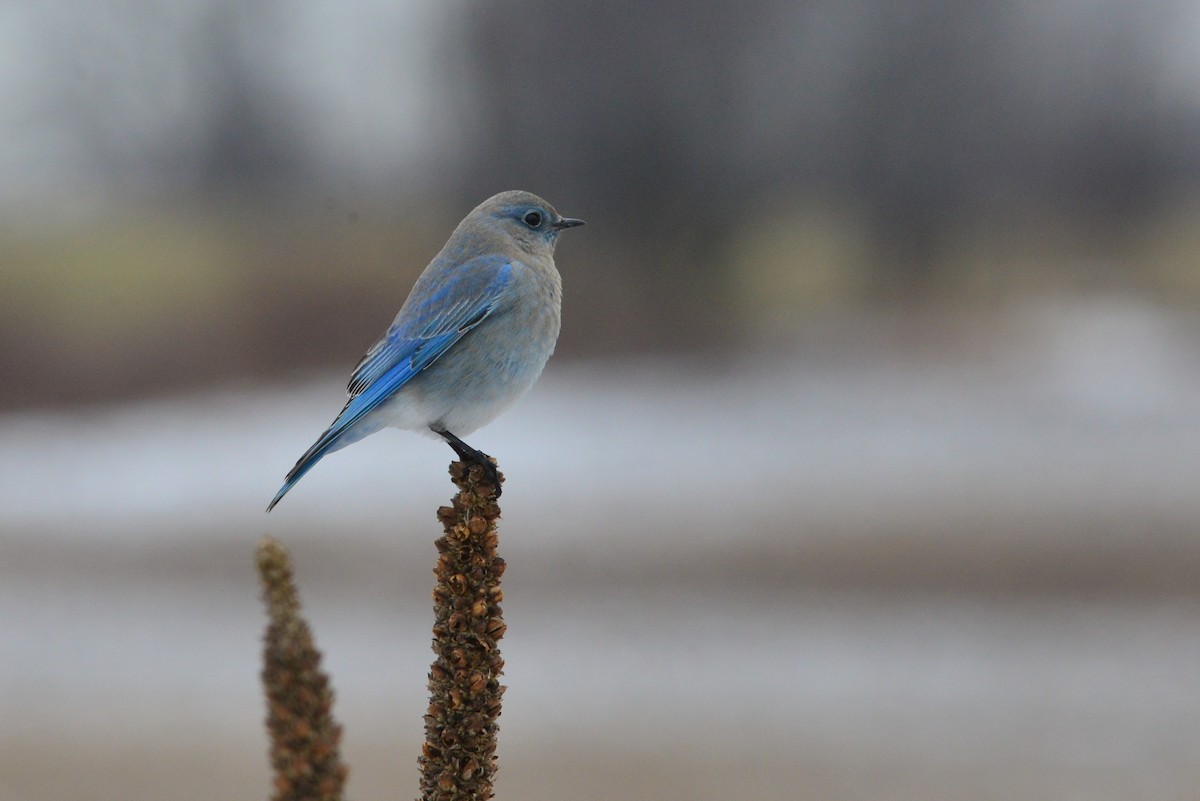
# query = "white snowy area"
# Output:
<box><xmin>3</xmin><ymin>296</ymin><xmax>1200</xmax><ymax>799</ymax></box>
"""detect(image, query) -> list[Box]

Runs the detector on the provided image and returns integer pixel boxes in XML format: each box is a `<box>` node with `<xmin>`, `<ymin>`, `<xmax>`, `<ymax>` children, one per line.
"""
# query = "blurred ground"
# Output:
<box><xmin>3</xmin><ymin>297</ymin><xmax>1199</xmax><ymax>800</ymax></box>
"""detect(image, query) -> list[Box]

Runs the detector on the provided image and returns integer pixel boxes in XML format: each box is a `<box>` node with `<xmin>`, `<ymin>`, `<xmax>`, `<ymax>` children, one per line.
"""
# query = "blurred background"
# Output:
<box><xmin>3</xmin><ymin>1</ymin><xmax>1200</xmax><ymax>798</ymax></box>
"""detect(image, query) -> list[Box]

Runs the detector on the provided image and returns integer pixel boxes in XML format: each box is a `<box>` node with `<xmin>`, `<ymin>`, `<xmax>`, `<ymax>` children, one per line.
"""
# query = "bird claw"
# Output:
<box><xmin>437</xmin><ymin>429</ymin><xmax>503</xmax><ymax>497</ymax></box>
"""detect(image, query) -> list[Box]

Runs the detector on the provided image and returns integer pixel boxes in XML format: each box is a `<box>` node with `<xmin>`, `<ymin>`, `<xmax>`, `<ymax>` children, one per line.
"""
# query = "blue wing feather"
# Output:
<box><xmin>267</xmin><ymin>255</ymin><xmax>514</xmax><ymax>510</ymax></box>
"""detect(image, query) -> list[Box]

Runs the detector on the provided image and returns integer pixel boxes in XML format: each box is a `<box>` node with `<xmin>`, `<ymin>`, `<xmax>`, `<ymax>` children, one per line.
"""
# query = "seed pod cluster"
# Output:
<box><xmin>257</xmin><ymin>537</ymin><xmax>349</xmax><ymax>801</ymax></box>
<box><xmin>419</xmin><ymin>459</ymin><xmax>507</xmax><ymax>801</ymax></box>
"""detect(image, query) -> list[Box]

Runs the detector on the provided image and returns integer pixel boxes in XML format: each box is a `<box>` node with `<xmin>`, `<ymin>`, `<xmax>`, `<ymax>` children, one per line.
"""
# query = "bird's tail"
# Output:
<box><xmin>266</xmin><ymin>434</ymin><xmax>334</xmax><ymax>512</ymax></box>
<box><xmin>266</xmin><ymin>414</ymin><xmax>380</xmax><ymax>511</ymax></box>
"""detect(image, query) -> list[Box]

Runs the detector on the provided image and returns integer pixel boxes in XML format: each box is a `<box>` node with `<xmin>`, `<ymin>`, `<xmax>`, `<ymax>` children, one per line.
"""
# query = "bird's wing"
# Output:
<box><xmin>267</xmin><ymin>255</ymin><xmax>514</xmax><ymax>510</ymax></box>
<box><xmin>342</xmin><ymin>254</ymin><xmax>515</xmax><ymax>415</ymax></box>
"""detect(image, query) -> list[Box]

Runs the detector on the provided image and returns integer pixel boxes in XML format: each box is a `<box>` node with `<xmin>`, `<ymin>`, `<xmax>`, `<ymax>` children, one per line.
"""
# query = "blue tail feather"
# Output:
<box><xmin>266</xmin><ymin>435</ymin><xmax>334</xmax><ymax>512</ymax></box>
<box><xmin>266</xmin><ymin>416</ymin><xmax>379</xmax><ymax>511</ymax></box>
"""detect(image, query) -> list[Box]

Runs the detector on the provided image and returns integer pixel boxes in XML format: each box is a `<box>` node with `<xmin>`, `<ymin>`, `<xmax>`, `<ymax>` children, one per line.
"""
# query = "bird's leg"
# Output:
<box><xmin>433</xmin><ymin>428</ymin><xmax>502</xmax><ymax>497</ymax></box>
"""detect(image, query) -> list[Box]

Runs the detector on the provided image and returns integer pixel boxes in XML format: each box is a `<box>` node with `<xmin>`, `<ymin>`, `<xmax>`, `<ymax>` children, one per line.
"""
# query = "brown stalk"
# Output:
<box><xmin>418</xmin><ymin>459</ymin><xmax>507</xmax><ymax>801</ymax></box>
<box><xmin>257</xmin><ymin>537</ymin><xmax>348</xmax><ymax>801</ymax></box>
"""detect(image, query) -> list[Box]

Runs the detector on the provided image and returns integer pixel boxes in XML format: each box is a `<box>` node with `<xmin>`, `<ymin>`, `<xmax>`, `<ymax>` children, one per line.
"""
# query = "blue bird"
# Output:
<box><xmin>268</xmin><ymin>190</ymin><xmax>584</xmax><ymax>511</ymax></box>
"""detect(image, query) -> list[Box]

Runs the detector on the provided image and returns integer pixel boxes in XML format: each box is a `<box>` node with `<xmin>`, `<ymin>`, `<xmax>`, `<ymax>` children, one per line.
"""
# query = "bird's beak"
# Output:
<box><xmin>552</xmin><ymin>217</ymin><xmax>585</xmax><ymax>230</ymax></box>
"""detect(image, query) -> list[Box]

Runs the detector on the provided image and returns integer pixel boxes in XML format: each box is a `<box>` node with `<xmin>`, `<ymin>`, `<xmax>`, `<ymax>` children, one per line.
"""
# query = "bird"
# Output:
<box><xmin>267</xmin><ymin>190</ymin><xmax>584</xmax><ymax>511</ymax></box>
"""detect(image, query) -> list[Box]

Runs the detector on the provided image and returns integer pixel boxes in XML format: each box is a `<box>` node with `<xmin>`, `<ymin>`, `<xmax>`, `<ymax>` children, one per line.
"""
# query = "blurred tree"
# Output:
<box><xmin>444</xmin><ymin>0</ymin><xmax>1198</xmax><ymax>319</ymax></box>
<box><xmin>25</xmin><ymin>0</ymin><xmax>305</xmax><ymax>197</ymax></box>
<box><xmin>189</xmin><ymin>5</ymin><xmax>307</xmax><ymax>197</ymax></box>
<box><xmin>446</xmin><ymin>0</ymin><xmax>777</xmax><ymax>350</ymax></box>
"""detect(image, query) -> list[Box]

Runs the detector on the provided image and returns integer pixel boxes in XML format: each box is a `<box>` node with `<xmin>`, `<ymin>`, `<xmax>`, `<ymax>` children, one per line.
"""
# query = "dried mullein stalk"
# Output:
<box><xmin>418</xmin><ymin>459</ymin><xmax>507</xmax><ymax>801</ymax></box>
<box><xmin>257</xmin><ymin>537</ymin><xmax>348</xmax><ymax>801</ymax></box>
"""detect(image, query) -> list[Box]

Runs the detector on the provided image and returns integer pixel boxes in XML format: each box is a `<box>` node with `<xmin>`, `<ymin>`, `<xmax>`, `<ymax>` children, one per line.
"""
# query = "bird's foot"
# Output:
<box><xmin>435</xmin><ymin>429</ymin><xmax>503</xmax><ymax>497</ymax></box>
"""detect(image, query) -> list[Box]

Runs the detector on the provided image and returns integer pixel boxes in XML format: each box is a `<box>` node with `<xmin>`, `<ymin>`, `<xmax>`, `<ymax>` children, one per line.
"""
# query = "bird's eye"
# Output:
<box><xmin>522</xmin><ymin>210</ymin><xmax>543</xmax><ymax>228</ymax></box>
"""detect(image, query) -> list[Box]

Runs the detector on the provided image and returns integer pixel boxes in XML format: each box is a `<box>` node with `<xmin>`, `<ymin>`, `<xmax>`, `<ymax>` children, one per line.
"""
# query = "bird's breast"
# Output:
<box><xmin>392</xmin><ymin>263</ymin><xmax>561</xmax><ymax>435</ymax></box>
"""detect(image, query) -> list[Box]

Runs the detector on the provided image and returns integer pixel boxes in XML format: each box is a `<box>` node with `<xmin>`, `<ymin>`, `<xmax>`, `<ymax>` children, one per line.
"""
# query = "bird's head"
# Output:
<box><xmin>474</xmin><ymin>190</ymin><xmax>585</xmax><ymax>256</ymax></box>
